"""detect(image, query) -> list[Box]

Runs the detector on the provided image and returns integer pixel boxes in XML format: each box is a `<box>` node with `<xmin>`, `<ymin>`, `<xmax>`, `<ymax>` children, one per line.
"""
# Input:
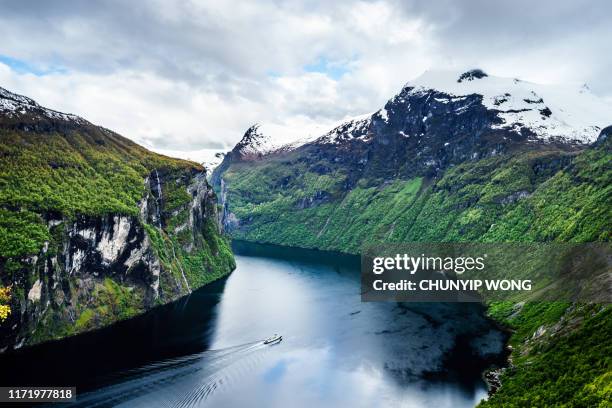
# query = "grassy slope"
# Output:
<box><xmin>0</xmin><ymin>125</ymin><xmax>234</xmax><ymax>342</ymax></box>
<box><xmin>224</xmin><ymin>145</ymin><xmax>610</xmax><ymax>249</ymax></box>
<box><xmin>0</xmin><ymin>126</ymin><xmax>187</xmax><ymax>258</ymax></box>
<box><xmin>220</xmin><ymin>142</ymin><xmax>611</xmax><ymax>406</ymax></box>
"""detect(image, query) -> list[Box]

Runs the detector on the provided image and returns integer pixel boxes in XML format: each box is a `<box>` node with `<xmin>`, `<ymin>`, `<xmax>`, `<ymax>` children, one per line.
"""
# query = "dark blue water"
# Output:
<box><xmin>0</xmin><ymin>241</ymin><xmax>507</xmax><ymax>407</ymax></box>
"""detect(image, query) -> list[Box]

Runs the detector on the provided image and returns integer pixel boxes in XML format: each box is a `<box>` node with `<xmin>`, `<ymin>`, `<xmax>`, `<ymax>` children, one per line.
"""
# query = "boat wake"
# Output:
<box><xmin>65</xmin><ymin>340</ymin><xmax>275</xmax><ymax>407</ymax></box>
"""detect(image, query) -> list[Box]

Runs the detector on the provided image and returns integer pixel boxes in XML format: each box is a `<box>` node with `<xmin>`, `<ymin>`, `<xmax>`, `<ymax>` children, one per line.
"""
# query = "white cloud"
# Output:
<box><xmin>0</xmin><ymin>63</ymin><xmax>349</xmax><ymax>152</ymax></box>
<box><xmin>0</xmin><ymin>0</ymin><xmax>610</xmax><ymax>160</ymax></box>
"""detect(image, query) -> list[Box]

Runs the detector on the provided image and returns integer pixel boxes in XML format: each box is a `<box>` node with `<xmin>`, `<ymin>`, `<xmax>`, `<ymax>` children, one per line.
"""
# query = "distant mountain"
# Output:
<box><xmin>394</xmin><ymin>69</ymin><xmax>609</xmax><ymax>143</ymax></box>
<box><xmin>214</xmin><ymin>68</ymin><xmax>611</xmax><ymax>244</ymax></box>
<box><xmin>150</xmin><ymin>147</ymin><xmax>227</xmax><ymax>174</ymax></box>
<box><xmin>215</xmin><ymin>69</ymin><xmax>611</xmax><ymax>191</ymax></box>
<box><xmin>229</xmin><ymin>69</ymin><xmax>610</xmax><ymax>163</ymax></box>
<box><xmin>229</xmin><ymin>122</ymin><xmax>324</xmax><ymax>160</ymax></box>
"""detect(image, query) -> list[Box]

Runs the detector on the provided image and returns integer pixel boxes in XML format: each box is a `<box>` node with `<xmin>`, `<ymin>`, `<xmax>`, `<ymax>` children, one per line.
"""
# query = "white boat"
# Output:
<box><xmin>264</xmin><ymin>334</ymin><xmax>282</xmax><ymax>344</ymax></box>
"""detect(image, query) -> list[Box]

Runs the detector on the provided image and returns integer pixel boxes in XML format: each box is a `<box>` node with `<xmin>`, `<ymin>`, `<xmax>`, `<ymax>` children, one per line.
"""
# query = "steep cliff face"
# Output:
<box><xmin>0</xmin><ymin>87</ymin><xmax>235</xmax><ymax>351</ymax></box>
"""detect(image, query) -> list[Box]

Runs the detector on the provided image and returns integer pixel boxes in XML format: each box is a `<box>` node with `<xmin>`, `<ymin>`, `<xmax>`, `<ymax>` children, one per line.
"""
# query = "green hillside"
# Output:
<box><xmin>0</xmin><ymin>120</ymin><xmax>234</xmax><ymax>347</ymax></box>
<box><xmin>217</xmin><ymin>138</ymin><xmax>612</xmax><ymax>406</ymax></box>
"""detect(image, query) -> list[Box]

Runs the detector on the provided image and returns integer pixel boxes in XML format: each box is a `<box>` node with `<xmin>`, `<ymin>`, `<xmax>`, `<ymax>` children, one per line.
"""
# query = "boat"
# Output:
<box><xmin>264</xmin><ymin>334</ymin><xmax>282</xmax><ymax>344</ymax></box>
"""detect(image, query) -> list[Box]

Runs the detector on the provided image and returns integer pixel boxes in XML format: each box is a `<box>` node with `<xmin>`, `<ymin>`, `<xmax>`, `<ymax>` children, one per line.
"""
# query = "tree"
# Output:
<box><xmin>0</xmin><ymin>286</ymin><xmax>10</xmax><ymax>322</ymax></box>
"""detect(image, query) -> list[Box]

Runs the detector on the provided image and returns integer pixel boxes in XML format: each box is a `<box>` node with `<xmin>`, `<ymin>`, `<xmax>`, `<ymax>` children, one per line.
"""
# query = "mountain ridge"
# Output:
<box><xmin>0</xmin><ymin>86</ymin><xmax>88</xmax><ymax>127</ymax></box>
<box><xmin>226</xmin><ymin>69</ymin><xmax>611</xmax><ymax>163</ymax></box>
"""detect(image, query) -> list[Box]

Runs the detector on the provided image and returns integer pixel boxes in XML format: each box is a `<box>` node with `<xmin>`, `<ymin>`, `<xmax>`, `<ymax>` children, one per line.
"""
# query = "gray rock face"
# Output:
<box><xmin>8</xmin><ymin>214</ymin><xmax>157</xmax><ymax>349</ymax></box>
<box><xmin>219</xmin><ymin>178</ymin><xmax>239</xmax><ymax>232</ymax></box>
<box><xmin>0</xmin><ymin>169</ymin><xmax>223</xmax><ymax>352</ymax></box>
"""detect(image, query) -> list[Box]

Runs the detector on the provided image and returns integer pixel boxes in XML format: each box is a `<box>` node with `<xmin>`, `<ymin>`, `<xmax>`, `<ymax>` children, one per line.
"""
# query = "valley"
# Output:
<box><xmin>0</xmin><ymin>68</ymin><xmax>610</xmax><ymax>406</ymax></box>
<box><xmin>212</xmin><ymin>70</ymin><xmax>612</xmax><ymax>406</ymax></box>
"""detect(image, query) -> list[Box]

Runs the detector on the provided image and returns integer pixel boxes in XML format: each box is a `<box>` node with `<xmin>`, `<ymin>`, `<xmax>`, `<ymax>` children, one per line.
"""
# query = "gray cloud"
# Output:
<box><xmin>395</xmin><ymin>0</ymin><xmax>612</xmax><ymax>93</ymax></box>
<box><xmin>0</xmin><ymin>0</ymin><xmax>610</xmax><ymax>152</ymax></box>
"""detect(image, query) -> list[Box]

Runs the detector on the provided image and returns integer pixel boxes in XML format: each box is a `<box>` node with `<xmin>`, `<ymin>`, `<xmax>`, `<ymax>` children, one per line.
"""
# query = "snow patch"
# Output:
<box><xmin>404</xmin><ymin>69</ymin><xmax>612</xmax><ymax>143</ymax></box>
<box><xmin>377</xmin><ymin>107</ymin><xmax>389</xmax><ymax>122</ymax></box>
<box><xmin>315</xmin><ymin>113</ymin><xmax>373</xmax><ymax>145</ymax></box>
<box><xmin>0</xmin><ymin>86</ymin><xmax>87</xmax><ymax>124</ymax></box>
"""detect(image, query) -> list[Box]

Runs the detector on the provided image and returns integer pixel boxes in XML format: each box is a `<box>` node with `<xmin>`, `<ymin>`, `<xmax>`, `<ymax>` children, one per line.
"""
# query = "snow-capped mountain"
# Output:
<box><xmin>229</xmin><ymin>69</ymin><xmax>611</xmax><ymax>160</ymax></box>
<box><xmin>0</xmin><ymin>86</ymin><xmax>87</xmax><ymax>124</ymax></box>
<box><xmin>230</xmin><ymin>123</ymin><xmax>326</xmax><ymax>159</ymax></box>
<box><xmin>398</xmin><ymin>69</ymin><xmax>610</xmax><ymax>143</ymax></box>
<box><xmin>232</xmin><ymin>124</ymin><xmax>284</xmax><ymax>159</ymax></box>
<box><xmin>230</xmin><ymin>116</ymin><xmax>374</xmax><ymax>159</ymax></box>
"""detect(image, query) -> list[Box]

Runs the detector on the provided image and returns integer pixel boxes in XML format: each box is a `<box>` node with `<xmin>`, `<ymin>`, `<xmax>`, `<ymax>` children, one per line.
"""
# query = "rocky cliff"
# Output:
<box><xmin>0</xmin><ymin>87</ymin><xmax>235</xmax><ymax>351</ymax></box>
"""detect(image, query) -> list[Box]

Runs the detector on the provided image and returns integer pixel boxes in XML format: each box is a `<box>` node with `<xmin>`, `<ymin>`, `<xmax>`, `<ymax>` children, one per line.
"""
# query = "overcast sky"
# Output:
<box><xmin>0</xmin><ymin>0</ymin><xmax>610</xmax><ymax>157</ymax></box>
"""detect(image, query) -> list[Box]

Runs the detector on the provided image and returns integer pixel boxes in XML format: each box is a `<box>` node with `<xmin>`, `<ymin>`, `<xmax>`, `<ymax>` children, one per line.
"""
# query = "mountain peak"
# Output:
<box><xmin>457</xmin><ymin>69</ymin><xmax>488</xmax><ymax>83</ymax></box>
<box><xmin>0</xmin><ymin>86</ymin><xmax>86</xmax><ymax>125</ymax></box>
<box><xmin>232</xmin><ymin>121</ymin><xmax>328</xmax><ymax>159</ymax></box>
<box><xmin>232</xmin><ymin>124</ymin><xmax>266</xmax><ymax>158</ymax></box>
<box><xmin>232</xmin><ymin>123</ymin><xmax>290</xmax><ymax>159</ymax></box>
<box><xmin>401</xmin><ymin>69</ymin><xmax>611</xmax><ymax>143</ymax></box>
<box><xmin>227</xmin><ymin>69</ymin><xmax>611</xmax><ymax>165</ymax></box>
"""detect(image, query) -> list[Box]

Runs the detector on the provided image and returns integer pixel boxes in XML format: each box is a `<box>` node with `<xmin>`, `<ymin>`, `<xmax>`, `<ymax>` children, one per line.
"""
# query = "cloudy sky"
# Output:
<box><xmin>0</xmin><ymin>0</ymin><xmax>610</xmax><ymax>160</ymax></box>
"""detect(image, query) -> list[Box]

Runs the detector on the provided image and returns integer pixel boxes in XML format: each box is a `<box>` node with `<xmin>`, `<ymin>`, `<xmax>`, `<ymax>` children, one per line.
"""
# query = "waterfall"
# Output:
<box><xmin>154</xmin><ymin>169</ymin><xmax>163</xmax><ymax>227</ymax></box>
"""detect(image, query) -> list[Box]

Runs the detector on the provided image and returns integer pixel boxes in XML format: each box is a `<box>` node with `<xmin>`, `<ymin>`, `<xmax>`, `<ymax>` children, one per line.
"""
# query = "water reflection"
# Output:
<box><xmin>0</xmin><ymin>241</ymin><xmax>507</xmax><ymax>407</ymax></box>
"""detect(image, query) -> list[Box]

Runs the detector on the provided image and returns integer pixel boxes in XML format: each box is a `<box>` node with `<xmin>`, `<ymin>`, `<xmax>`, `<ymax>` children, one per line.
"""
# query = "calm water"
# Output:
<box><xmin>0</xmin><ymin>241</ymin><xmax>507</xmax><ymax>407</ymax></box>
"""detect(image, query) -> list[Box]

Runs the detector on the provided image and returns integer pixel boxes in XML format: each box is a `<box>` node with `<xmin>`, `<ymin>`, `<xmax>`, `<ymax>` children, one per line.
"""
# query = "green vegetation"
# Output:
<box><xmin>0</xmin><ymin>285</ymin><xmax>10</xmax><ymax>322</ymax></box>
<box><xmin>0</xmin><ymin>124</ymin><xmax>235</xmax><ymax>346</ymax></box>
<box><xmin>0</xmin><ymin>128</ymin><xmax>194</xmax><ymax>259</ymax></box>
<box><xmin>223</xmin><ymin>146</ymin><xmax>610</xmax><ymax>252</ymax></box>
<box><xmin>144</xmin><ymin>218</ymin><xmax>235</xmax><ymax>292</ymax></box>
<box><xmin>65</xmin><ymin>277</ymin><xmax>146</xmax><ymax>335</ymax></box>
<box><xmin>0</xmin><ymin>209</ymin><xmax>50</xmax><ymax>258</ymax></box>
<box><xmin>219</xmin><ymin>140</ymin><xmax>612</xmax><ymax>406</ymax></box>
<box><xmin>481</xmin><ymin>304</ymin><xmax>611</xmax><ymax>407</ymax></box>
<box><xmin>28</xmin><ymin>277</ymin><xmax>146</xmax><ymax>343</ymax></box>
